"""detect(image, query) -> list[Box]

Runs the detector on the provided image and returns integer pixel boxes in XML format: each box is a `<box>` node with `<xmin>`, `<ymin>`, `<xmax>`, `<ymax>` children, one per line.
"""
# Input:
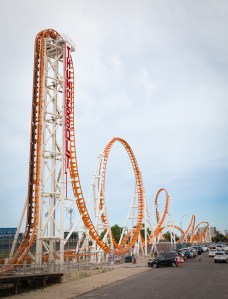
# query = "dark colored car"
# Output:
<box><xmin>125</xmin><ymin>255</ymin><xmax>132</xmax><ymax>263</ymax></box>
<box><xmin>192</xmin><ymin>246</ymin><xmax>203</xmax><ymax>254</ymax></box>
<box><xmin>148</xmin><ymin>252</ymin><xmax>177</xmax><ymax>268</ymax></box>
<box><xmin>178</xmin><ymin>250</ymin><xmax>186</xmax><ymax>258</ymax></box>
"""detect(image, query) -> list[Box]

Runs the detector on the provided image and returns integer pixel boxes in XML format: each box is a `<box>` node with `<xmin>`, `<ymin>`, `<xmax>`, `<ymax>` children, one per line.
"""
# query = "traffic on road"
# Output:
<box><xmin>147</xmin><ymin>242</ymin><xmax>228</xmax><ymax>269</ymax></box>
<box><xmin>79</xmin><ymin>242</ymin><xmax>228</xmax><ymax>299</ymax></box>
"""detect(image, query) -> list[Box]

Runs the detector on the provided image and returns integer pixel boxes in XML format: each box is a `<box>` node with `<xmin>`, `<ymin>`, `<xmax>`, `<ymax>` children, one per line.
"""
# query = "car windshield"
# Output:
<box><xmin>215</xmin><ymin>252</ymin><xmax>224</xmax><ymax>255</ymax></box>
<box><xmin>159</xmin><ymin>255</ymin><xmax>166</xmax><ymax>260</ymax></box>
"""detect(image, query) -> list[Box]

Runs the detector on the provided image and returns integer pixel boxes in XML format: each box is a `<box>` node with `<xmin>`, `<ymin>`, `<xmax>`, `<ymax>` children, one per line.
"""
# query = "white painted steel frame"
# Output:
<box><xmin>35</xmin><ymin>36</ymin><xmax>75</xmax><ymax>265</ymax></box>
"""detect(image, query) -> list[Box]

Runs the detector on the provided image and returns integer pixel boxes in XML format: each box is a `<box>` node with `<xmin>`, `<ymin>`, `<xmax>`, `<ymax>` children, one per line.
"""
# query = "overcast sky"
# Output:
<box><xmin>0</xmin><ymin>0</ymin><xmax>227</xmax><ymax>234</ymax></box>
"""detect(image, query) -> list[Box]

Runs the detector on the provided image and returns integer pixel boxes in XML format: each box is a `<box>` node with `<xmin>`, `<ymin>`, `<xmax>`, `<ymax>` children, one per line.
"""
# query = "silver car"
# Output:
<box><xmin>214</xmin><ymin>251</ymin><xmax>227</xmax><ymax>263</ymax></box>
<box><xmin>208</xmin><ymin>249</ymin><xmax>216</xmax><ymax>257</ymax></box>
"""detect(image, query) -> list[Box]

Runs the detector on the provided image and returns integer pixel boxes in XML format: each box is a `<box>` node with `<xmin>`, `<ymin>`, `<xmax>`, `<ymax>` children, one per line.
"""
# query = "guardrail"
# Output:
<box><xmin>0</xmin><ymin>259</ymin><xmax>110</xmax><ymax>277</ymax></box>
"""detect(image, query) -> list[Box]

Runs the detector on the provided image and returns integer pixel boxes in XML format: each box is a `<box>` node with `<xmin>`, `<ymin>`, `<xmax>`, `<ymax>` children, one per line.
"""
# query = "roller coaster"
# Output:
<box><xmin>0</xmin><ymin>29</ymin><xmax>210</xmax><ymax>271</ymax></box>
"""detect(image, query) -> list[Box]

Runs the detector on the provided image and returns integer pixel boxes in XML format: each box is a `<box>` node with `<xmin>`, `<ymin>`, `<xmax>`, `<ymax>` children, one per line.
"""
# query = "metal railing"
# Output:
<box><xmin>0</xmin><ymin>259</ymin><xmax>110</xmax><ymax>277</ymax></box>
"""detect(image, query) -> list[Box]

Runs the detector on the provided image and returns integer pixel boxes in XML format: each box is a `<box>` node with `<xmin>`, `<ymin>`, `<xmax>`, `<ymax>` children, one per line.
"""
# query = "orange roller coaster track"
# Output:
<box><xmin>68</xmin><ymin>55</ymin><xmax>143</xmax><ymax>254</ymax></box>
<box><xmin>191</xmin><ymin>222</ymin><xmax>209</xmax><ymax>244</ymax></box>
<box><xmin>97</xmin><ymin>138</ymin><xmax>144</xmax><ymax>252</ymax></box>
<box><xmin>154</xmin><ymin>188</ymin><xmax>170</xmax><ymax>237</ymax></box>
<box><xmin>156</xmin><ymin>224</ymin><xmax>185</xmax><ymax>237</ymax></box>
<box><xmin>70</xmin><ymin>136</ymin><xmax>144</xmax><ymax>254</ymax></box>
<box><xmin>177</xmin><ymin>215</ymin><xmax>195</xmax><ymax>244</ymax></box>
<box><xmin>141</xmin><ymin>188</ymin><xmax>171</xmax><ymax>246</ymax></box>
<box><xmin>9</xmin><ymin>29</ymin><xmax>61</xmax><ymax>265</ymax></box>
<box><xmin>2</xmin><ymin>29</ymin><xmax>211</xmax><ymax>269</ymax></box>
<box><xmin>6</xmin><ymin>29</ymin><xmax>144</xmax><ymax>266</ymax></box>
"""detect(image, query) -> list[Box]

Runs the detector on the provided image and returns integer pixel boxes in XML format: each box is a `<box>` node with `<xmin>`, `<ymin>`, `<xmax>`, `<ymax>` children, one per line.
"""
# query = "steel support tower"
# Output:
<box><xmin>35</xmin><ymin>34</ymin><xmax>75</xmax><ymax>264</ymax></box>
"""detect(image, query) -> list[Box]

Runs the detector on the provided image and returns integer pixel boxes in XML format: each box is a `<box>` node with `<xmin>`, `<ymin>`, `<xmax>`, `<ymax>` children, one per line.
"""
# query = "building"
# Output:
<box><xmin>0</xmin><ymin>228</ymin><xmax>17</xmax><ymax>238</ymax></box>
<box><xmin>0</xmin><ymin>228</ymin><xmax>23</xmax><ymax>257</ymax></box>
<box><xmin>210</xmin><ymin>227</ymin><xmax>216</xmax><ymax>238</ymax></box>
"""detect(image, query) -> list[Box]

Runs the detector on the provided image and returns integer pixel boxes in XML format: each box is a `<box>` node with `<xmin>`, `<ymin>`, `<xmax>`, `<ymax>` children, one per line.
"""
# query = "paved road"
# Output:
<box><xmin>11</xmin><ymin>257</ymin><xmax>150</xmax><ymax>298</ymax></box>
<box><xmin>78</xmin><ymin>254</ymin><xmax>228</xmax><ymax>299</ymax></box>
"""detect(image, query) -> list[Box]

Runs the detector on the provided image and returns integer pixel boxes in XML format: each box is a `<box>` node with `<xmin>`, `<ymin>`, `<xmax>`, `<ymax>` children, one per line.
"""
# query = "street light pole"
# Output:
<box><xmin>180</xmin><ymin>214</ymin><xmax>190</xmax><ymax>248</ymax></box>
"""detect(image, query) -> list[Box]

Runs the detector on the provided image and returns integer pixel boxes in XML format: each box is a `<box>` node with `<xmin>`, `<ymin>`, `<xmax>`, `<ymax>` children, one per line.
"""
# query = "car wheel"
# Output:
<box><xmin>171</xmin><ymin>262</ymin><xmax>177</xmax><ymax>267</ymax></box>
<box><xmin>214</xmin><ymin>260</ymin><xmax>216</xmax><ymax>263</ymax></box>
<box><xmin>152</xmin><ymin>263</ymin><xmax>158</xmax><ymax>268</ymax></box>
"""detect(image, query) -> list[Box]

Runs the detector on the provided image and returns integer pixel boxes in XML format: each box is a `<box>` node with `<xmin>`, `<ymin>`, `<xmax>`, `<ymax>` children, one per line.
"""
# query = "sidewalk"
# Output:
<box><xmin>13</xmin><ymin>257</ymin><xmax>150</xmax><ymax>299</ymax></box>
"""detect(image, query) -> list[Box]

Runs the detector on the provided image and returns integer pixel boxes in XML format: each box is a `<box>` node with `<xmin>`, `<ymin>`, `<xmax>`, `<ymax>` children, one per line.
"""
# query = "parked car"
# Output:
<box><xmin>178</xmin><ymin>250</ymin><xmax>186</xmax><ymax>258</ymax></box>
<box><xmin>216</xmin><ymin>244</ymin><xmax>225</xmax><ymax>251</ymax></box>
<box><xmin>214</xmin><ymin>252</ymin><xmax>227</xmax><ymax>263</ymax></box>
<box><xmin>115</xmin><ymin>256</ymin><xmax>121</xmax><ymax>263</ymax></box>
<box><xmin>168</xmin><ymin>250</ymin><xmax>178</xmax><ymax>257</ymax></box>
<box><xmin>208</xmin><ymin>245</ymin><xmax>216</xmax><ymax>250</ymax></box>
<box><xmin>208</xmin><ymin>249</ymin><xmax>217</xmax><ymax>257</ymax></box>
<box><xmin>124</xmin><ymin>255</ymin><xmax>132</xmax><ymax>263</ymax></box>
<box><xmin>189</xmin><ymin>248</ymin><xmax>198</xmax><ymax>258</ymax></box>
<box><xmin>148</xmin><ymin>252</ymin><xmax>177</xmax><ymax>268</ymax></box>
<box><xmin>202</xmin><ymin>246</ymin><xmax>208</xmax><ymax>252</ymax></box>
<box><xmin>224</xmin><ymin>250</ymin><xmax>228</xmax><ymax>261</ymax></box>
<box><xmin>192</xmin><ymin>246</ymin><xmax>203</xmax><ymax>254</ymax></box>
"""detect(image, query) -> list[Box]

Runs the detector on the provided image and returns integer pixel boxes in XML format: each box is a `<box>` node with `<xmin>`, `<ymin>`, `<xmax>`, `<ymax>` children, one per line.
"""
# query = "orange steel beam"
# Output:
<box><xmin>177</xmin><ymin>214</ymin><xmax>195</xmax><ymax>244</ymax></box>
<box><xmin>185</xmin><ymin>215</ymin><xmax>196</xmax><ymax>243</ymax></box>
<box><xmin>158</xmin><ymin>225</ymin><xmax>185</xmax><ymax>236</ymax></box>
<box><xmin>191</xmin><ymin>221</ymin><xmax>209</xmax><ymax>244</ymax></box>
<box><xmin>141</xmin><ymin>188</ymin><xmax>170</xmax><ymax>246</ymax></box>
<box><xmin>141</xmin><ymin>223</ymin><xmax>184</xmax><ymax>245</ymax></box>
<box><xmin>69</xmin><ymin>106</ymin><xmax>144</xmax><ymax>255</ymax></box>
<box><xmin>66</xmin><ymin>47</ymin><xmax>144</xmax><ymax>254</ymax></box>
<box><xmin>153</xmin><ymin>188</ymin><xmax>170</xmax><ymax>237</ymax></box>
<box><xmin>98</xmin><ymin>138</ymin><xmax>144</xmax><ymax>250</ymax></box>
<box><xmin>197</xmin><ymin>224</ymin><xmax>209</xmax><ymax>243</ymax></box>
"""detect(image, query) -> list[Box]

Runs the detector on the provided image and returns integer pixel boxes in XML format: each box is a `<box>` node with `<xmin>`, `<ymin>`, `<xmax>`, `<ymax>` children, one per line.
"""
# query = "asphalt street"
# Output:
<box><xmin>77</xmin><ymin>254</ymin><xmax>228</xmax><ymax>299</ymax></box>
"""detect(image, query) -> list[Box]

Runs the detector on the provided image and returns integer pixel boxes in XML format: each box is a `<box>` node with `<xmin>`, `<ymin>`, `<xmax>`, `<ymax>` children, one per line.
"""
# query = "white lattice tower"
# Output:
<box><xmin>35</xmin><ymin>34</ymin><xmax>76</xmax><ymax>264</ymax></box>
<box><xmin>137</xmin><ymin>172</ymin><xmax>154</xmax><ymax>256</ymax></box>
<box><xmin>79</xmin><ymin>154</ymin><xmax>112</xmax><ymax>262</ymax></box>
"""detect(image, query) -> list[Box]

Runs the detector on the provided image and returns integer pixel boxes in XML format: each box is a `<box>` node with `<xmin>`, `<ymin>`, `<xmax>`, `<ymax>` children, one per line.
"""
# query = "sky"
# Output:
<box><xmin>0</xmin><ymin>0</ymin><xmax>228</xmax><ymax>235</ymax></box>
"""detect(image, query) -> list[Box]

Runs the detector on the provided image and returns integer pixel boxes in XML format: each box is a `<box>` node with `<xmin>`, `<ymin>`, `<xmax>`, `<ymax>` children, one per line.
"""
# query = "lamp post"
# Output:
<box><xmin>180</xmin><ymin>214</ymin><xmax>190</xmax><ymax>248</ymax></box>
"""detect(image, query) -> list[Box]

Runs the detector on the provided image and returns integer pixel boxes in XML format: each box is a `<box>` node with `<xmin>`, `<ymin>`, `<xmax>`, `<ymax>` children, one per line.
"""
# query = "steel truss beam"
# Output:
<box><xmin>35</xmin><ymin>35</ymin><xmax>75</xmax><ymax>265</ymax></box>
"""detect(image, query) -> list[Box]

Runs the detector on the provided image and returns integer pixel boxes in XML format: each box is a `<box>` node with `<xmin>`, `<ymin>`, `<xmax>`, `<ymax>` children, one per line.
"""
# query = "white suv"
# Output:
<box><xmin>208</xmin><ymin>249</ymin><xmax>217</xmax><ymax>257</ymax></box>
<box><xmin>214</xmin><ymin>251</ymin><xmax>227</xmax><ymax>263</ymax></box>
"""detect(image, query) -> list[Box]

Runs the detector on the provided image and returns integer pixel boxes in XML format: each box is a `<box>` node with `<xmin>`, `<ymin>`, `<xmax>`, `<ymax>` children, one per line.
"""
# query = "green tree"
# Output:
<box><xmin>100</xmin><ymin>224</ymin><xmax>123</xmax><ymax>243</ymax></box>
<box><xmin>212</xmin><ymin>233</ymin><xmax>227</xmax><ymax>243</ymax></box>
<box><xmin>140</xmin><ymin>223</ymin><xmax>152</xmax><ymax>240</ymax></box>
<box><xmin>163</xmin><ymin>231</ymin><xmax>180</xmax><ymax>242</ymax></box>
<box><xmin>111</xmin><ymin>224</ymin><xmax>123</xmax><ymax>243</ymax></box>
